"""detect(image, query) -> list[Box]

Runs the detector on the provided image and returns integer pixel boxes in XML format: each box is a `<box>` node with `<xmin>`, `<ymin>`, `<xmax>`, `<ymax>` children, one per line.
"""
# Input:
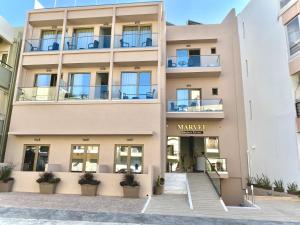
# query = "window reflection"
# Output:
<box><xmin>115</xmin><ymin>145</ymin><xmax>143</xmax><ymax>173</ymax></box>
<box><xmin>71</xmin><ymin>145</ymin><xmax>99</xmax><ymax>172</ymax></box>
<box><xmin>23</xmin><ymin>145</ymin><xmax>49</xmax><ymax>172</ymax></box>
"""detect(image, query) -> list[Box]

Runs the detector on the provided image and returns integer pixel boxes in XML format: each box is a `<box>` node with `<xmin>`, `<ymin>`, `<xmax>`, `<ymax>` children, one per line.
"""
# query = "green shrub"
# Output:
<box><xmin>287</xmin><ymin>182</ymin><xmax>299</xmax><ymax>195</ymax></box>
<box><xmin>120</xmin><ymin>171</ymin><xmax>139</xmax><ymax>187</ymax></box>
<box><xmin>78</xmin><ymin>172</ymin><xmax>100</xmax><ymax>186</ymax></box>
<box><xmin>274</xmin><ymin>180</ymin><xmax>284</xmax><ymax>192</ymax></box>
<box><xmin>254</xmin><ymin>174</ymin><xmax>272</xmax><ymax>190</ymax></box>
<box><xmin>0</xmin><ymin>164</ymin><xmax>14</xmax><ymax>183</ymax></box>
<box><xmin>36</xmin><ymin>172</ymin><xmax>61</xmax><ymax>184</ymax></box>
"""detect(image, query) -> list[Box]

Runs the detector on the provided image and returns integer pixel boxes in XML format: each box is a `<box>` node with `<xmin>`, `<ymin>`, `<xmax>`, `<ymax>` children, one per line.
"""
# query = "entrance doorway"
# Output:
<box><xmin>166</xmin><ymin>136</ymin><xmax>220</xmax><ymax>173</ymax></box>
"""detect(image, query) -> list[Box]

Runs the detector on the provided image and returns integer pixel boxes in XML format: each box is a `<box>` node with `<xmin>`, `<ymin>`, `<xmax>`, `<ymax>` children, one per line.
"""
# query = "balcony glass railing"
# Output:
<box><xmin>112</xmin><ymin>85</ymin><xmax>158</xmax><ymax>100</ymax></box>
<box><xmin>280</xmin><ymin>0</ymin><xmax>292</xmax><ymax>8</ymax></box>
<box><xmin>58</xmin><ymin>85</ymin><xmax>109</xmax><ymax>100</ymax></box>
<box><xmin>167</xmin><ymin>55</ymin><xmax>220</xmax><ymax>68</ymax></box>
<box><xmin>114</xmin><ymin>33</ymin><xmax>158</xmax><ymax>48</ymax></box>
<box><xmin>167</xmin><ymin>99</ymin><xmax>223</xmax><ymax>112</ymax></box>
<box><xmin>25</xmin><ymin>38</ymin><xmax>61</xmax><ymax>52</ymax></box>
<box><xmin>17</xmin><ymin>87</ymin><xmax>57</xmax><ymax>101</ymax></box>
<box><xmin>64</xmin><ymin>35</ymin><xmax>111</xmax><ymax>50</ymax></box>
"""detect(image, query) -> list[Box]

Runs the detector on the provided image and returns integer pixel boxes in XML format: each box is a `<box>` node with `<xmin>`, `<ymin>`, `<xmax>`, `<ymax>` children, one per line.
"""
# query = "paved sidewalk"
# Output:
<box><xmin>0</xmin><ymin>207</ymin><xmax>299</xmax><ymax>225</ymax></box>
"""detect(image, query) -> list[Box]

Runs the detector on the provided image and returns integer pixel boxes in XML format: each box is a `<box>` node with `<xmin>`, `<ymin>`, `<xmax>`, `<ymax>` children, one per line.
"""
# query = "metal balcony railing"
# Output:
<box><xmin>167</xmin><ymin>99</ymin><xmax>223</xmax><ymax>112</ymax></box>
<box><xmin>17</xmin><ymin>87</ymin><xmax>57</xmax><ymax>101</ymax></box>
<box><xmin>112</xmin><ymin>85</ymin><xmax>158</xmax><ymax>100</ymax></box>
<box><xmin>167</xmin><ymin>55</ymin><xmax>220</xmax><ymax>68</ymax></box>
<box><xmin>25</xmin><ymin>38</ymin><xmax>61</xmax><ymax>52</ymax></box>
<box><xmin>114</xmin><ymin>33</ymin><xmax>158</xmax><ymax>48</ymax></box>
<box><xmin>58</xmin><ymin>85</ymin><xmax>109</xmax><ymax>100</ymax></box>
<box><xmin>64</xmin><ymin>35</ymin><xmax>111</xmax><ymax>50</ymax></box>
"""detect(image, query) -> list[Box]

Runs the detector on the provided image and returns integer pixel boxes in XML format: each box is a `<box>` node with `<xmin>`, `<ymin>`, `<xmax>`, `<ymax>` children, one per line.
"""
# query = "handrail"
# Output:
<box><xmin>203</xmin><ymin>155</ymin><xmax>222</xmax><ymax>197</ymax></box>
<box><xmin>0</xmin><ymin>61</ymin><xmax>13</xmax><ymax>70</ymax></box>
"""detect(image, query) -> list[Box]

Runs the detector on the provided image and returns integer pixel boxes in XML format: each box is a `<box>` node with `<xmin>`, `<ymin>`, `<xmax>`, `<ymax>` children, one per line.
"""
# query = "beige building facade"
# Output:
<box><xmin>4</xmin><ymin>2</ymin><xmax>248</xmax><ymax>205</ymax></box>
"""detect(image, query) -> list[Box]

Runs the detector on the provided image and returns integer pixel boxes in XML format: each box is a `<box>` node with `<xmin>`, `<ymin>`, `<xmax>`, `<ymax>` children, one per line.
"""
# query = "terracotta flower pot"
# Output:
<box><xmin>122</xmin><ymin>186</ymin><xmax>140</xmax><ymax>198</ymax></box>
<box><xmin>154</xmin><ymin>185</ymin><xmax>164</xmax><ymax>195</ymax></box>
<box><xmin>39</xmin><ymin>183</ymin><xmax>57</xmax><ymax>194</ymax></box>
<box><xmin>0</xmin><ymin>180</ymin><xmax>14</xmax><ymax>192</ymax></box>
<box><xmin>81</xmin><ymin>184</ymin><xmax>98</xmax><ymax>196</ymax></box>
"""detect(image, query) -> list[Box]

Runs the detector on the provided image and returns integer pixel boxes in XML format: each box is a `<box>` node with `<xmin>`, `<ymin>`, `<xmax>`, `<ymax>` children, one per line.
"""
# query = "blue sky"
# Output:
<box><xmin>0</xmin><ymin>0</ymin><xmax>250</xmax><ymax>27</ymax></box>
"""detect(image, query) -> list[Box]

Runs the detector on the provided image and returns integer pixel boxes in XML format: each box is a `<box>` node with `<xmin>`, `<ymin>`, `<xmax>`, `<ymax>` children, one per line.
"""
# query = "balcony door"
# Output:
<box><xmin>69</xmin><ymin>73</ymin><xmax>91</xmax><ymax>99</ymax></box>
<box><xmin>40</xmin><ymin>30</ymin><xmax>61</xmax><ymax>51</ymax></box>
<box><xmin>176</xmin><ymin>49</ymin><xmax>200</xmax><ymax>67</ymax></box>
<box><xmin>34</xmin><ymin>74</ymin><xmax>57</xmax><ymax>101</ymax></box>
<box><xmin>122</xmin><ymin>26</ymin><xmax>151</xmax><ymax>47</ymax></box>
<box><xmin>176</xmin><ymin>89</ymin><xmax>201</xmax><ymax>111</ymax></box>
<box><xmin>73</xmin><ymin>28</ymin><xmax>94</xmax><ymax>49</ymax></box>
<box><xmin>121</xmin><ymin>72</ymin><xmax>151</xmax><ymax>99</ymax></box>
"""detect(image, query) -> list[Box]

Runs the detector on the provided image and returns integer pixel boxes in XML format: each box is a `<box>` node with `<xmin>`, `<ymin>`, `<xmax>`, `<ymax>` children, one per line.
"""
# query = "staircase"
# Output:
<box><xmin>164</xmin><ymin>173</ymin><xmax>187</xmax><ymax>194</ymax></box>
<box><xmin>187</xmin><ymin>173</ymin><xmax>226</xmax><ymax>213</ymax></box>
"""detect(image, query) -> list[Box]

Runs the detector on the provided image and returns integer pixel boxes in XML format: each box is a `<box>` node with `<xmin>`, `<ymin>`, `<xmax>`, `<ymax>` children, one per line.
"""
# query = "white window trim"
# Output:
<box><xmin>279</xmin><ymin>0</ymin><xmax>297</xmax><ymax>16</ymax></box>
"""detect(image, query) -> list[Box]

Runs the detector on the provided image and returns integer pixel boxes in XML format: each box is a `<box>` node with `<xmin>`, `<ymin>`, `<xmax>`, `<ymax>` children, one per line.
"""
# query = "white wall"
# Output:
<box><xmin>238</xmin><ymin>0</ymin><xmax>300</xmax><ymax>186</ymax></box>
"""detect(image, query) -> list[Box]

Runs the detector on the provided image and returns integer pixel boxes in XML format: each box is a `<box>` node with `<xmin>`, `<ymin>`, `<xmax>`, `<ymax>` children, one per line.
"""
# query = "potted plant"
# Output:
<box><xmin>120</xmin><ymin>171</ymin><xmax>140</xmax><ymax>198</ymax></box>
<box><xmin>154</xmin><ymin>176</ymin><xmax>165</xmax><ymax>195</ymax></box>
<box><xmin>36</xmin><ymin>172</ymin><xmax>61</xmax><ymax>194</ymax></box>
<box><xmin>78</xmin><ymin>172</ymin><xmax>100</xmax><ymax>196</ymax></box>
<box><xmin>0</xmin><ymin>164</ymin><xmax>14</xmax><ymax>192</ymax></box>
<box><xmin>274</xmin><ymin>179</ymin><xmax>284</xmax><ymax>193</ymax></box>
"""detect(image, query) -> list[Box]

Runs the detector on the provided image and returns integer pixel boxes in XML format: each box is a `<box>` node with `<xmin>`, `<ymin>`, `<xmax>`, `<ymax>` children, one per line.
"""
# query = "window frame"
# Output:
<box><xmin>114</xmin><ymin>144</ymin><xmax>144</xmax><ymax>174</ymax></box>
<box><xmin>285</xmin><ymin>15</ymin><xmax>300</xmax><ymax>56</ymax></box>
<box><xmin>69</xmin><ymin>144</ymin><xmax>100</xmax><ymax>173</ymax></box>
<box><xmin>22</xmin><ymin>144</ymin><xmax>51</xmax><ymax>172</ymax></box>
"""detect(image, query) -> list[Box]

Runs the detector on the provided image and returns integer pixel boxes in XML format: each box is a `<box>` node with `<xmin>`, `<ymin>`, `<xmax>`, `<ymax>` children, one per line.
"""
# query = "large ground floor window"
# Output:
<box><xmin>23</xmin><ymin>145</ymin><xmax>49</xmax><ymax>172</ymax></box>
<box><xmin>114</xmin><ymin>145</ymin><xmax>143</xmax><ymax>173</ymax></box>
<box><xmin>70</xmin><ymin>145</ymin><xmax>99</xmax><ymax>172</ymax></box>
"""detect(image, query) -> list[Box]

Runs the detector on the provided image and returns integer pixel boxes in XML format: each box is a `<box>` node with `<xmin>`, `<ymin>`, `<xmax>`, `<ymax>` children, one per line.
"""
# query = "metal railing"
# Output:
<box><xmin>280</xmin><ymin>0</ymin><xmax>292</xmax><ymax>8</ymax></box>
<box><xmin>204</xmin><ymin>156</ymin><xmax>222</xmax><ymax>197</ymax></box>
<box><xmin>114</xmin><ymin>33</ymin><xmax>158</xmax><ymax>48</ymax></box>
<box><xmin>17</xmin><ymin>87</ymin><xmax>57</xmax><ymax>101</ymax></box>
<box><xmin>25</xmin><ymin>38</ymin><xmax>61</xmax><ymax>52</ymax></box>
<box><xmin>167</xmin><ymin>55</ymin><xmax>220</xmax><ymax>68</ymax></box>
<box><xmin>112</xmin><ymin>85</ymin><xmax>158</xmax><ymax>100</ymax></box>
<box><xmin>167</xmin><ymin>99</ymin><xmax>223</xmax><ymax>112</ymax></box>
<box><xmin>64</xmin><ymin>35</ymin><xmax>111</xmax><ymax>50</ymax></box>
<box><xmin>0</xmin><ymin>61</ymin><xmax>12</xmax><ymax>70</ymax></box>
<box><xmin>58</xmin><ymin>85</ymin><xmax>109</xmax><ymax>100</ymax></box>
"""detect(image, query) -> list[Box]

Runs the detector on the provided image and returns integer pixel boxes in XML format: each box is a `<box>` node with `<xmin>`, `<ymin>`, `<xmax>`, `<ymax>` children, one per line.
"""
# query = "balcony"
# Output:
<box><xmin>0</xmin><ymin>61</ymin><xmax>12</xmax><ymax>89</ymax></box>
<box><xmin>166</xmin><ymin>55</ymin><xmax>221</xmax><ymax>77</ymax></box>
<box><xmin>64</xmin><ymin>35</ymin><xmax>111</xmax><ymax>50</ymax></box>
<box><xmin>166</xmin><ymin>99</ymin><xmax>224</xmax><ymax>119</ymax></box>
<box><xmin>58</xmin><ymin>86</ymin><xmax>109</xmax><ymax>101</ymax></box>
<box><xmin>112</xmin><ymin>85</ymin><xmax>158</xmax><ymax>100</ymax></box>
<box><xmin>25</xmin><ymin>38</ymin><xmax>61</xmax><ymax>52</ymax></box>
<box><xmin>17</xmin><ymin>87</ymin><xmax>57</xmax><ymax>102</ymax></box>
<box><xmin>114</xmin><ymin>33</ymin><xmax>158</xmax><ymax>48</ymax></box>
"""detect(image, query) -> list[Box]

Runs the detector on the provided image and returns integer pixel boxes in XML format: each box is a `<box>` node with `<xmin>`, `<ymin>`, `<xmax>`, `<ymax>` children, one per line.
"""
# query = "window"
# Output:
<box><xmin>73</xmin><ymin>28</ymin><xmax>94</xmax><ymax>49</ymax></box>
<box><xmin>70</xmin><ymin>145</ymin><xmax>99</xmax><ymax>172</ymax></box>
<box><xmin>40</xmin><ymin>30</ymin><xmax>62</xmax><ymax>51</ymax></box>
<box><xmin>286</xmin><ymin>16</ymin><xmax>300</xmax><ymax>55</ymax></box>
<box><xmin>211</xmin><ymin>48</ymin><xmax>216</xmax><ymax>54</ymax></box>
<box><xmin>22</xmin><ymin>145</ymin><xmax>49</xmax><ymax>171</ymax></box>
<box><xmin>176</xmin><ymin>49</ymin><xmax>200</xmax><ymax>67</ymax></box>
<box><xmin>120</xmin><ymin>72</ymin><xmax>152</xmax><ymax>99</ymax></box>
<box><xmin>212</xmin><ymin>88</ymin><xmax>218</xmax><ymax>95</ymax></box>
<box><xmin>34</xmin><ymin>74</ymin><xmax>57</xmax><ymax>87</ymax></box>
<box><xmin>205</xmin><ymin>137</ymin><xmax>219</xmax><ymax>154</ymax></box>
<box><xmin>68</xmin><ymin>73</ymin><xmax>91</xmax><ymax>99</ymax></box>
<box><xmin>1</xmin><ymin>53</ymin><xmax>8</xmax><ymax>64</ymax></box>
<box><xmin>122</xmin><ymin>26</ymin><xmax>152</xmax><ymax>47</ymax></box>
<box><xmin>115</xmin><ymin>145</ymin><xmax>143</xmax><ymax>173</ymax></box>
